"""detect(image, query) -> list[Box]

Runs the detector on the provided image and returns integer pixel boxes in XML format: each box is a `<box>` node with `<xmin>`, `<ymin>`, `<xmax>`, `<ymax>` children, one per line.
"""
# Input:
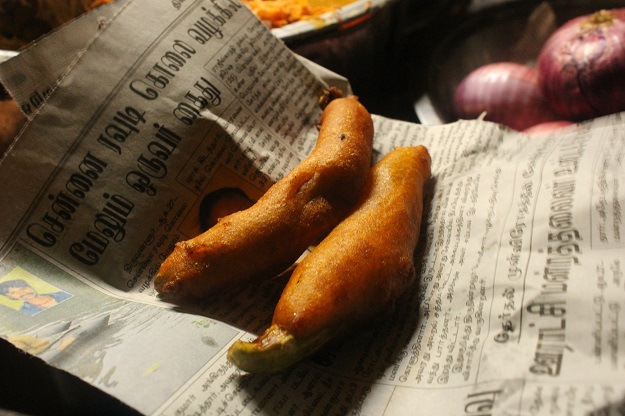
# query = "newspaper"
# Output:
<box><xmin>0</xmin><ymin>0</ymin><xmax>125</xmax><ymax>118</ymax></box>
<box><xmin>1</xmin><ymin>0</ymin><xmax>624</xmax><ymax>415</ymax></box>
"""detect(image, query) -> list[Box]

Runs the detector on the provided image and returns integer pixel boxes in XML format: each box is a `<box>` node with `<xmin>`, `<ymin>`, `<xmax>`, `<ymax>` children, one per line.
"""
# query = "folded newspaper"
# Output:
<box><xmin>0</xmin><ymin>0</ymin><xmax>623</xmax><ymax>415</ymax></box>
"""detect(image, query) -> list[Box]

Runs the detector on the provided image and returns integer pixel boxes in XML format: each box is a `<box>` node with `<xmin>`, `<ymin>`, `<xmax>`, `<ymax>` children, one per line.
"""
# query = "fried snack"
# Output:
<box><xmin>227</xmin><ymin>145</ymin><xmax>432</xmax><ymax>373</ymax></box>
<box><xmin>154</xmin><ymin>96</ymin><xmax>374</xmax><ymax>299</ymax></box>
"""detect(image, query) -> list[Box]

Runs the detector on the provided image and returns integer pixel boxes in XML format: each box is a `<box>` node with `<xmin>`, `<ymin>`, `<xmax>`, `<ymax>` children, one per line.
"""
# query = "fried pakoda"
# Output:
<box><xmin>227</xmin><ymin>145</ymin><xmax>432</xmax><ymax>373</ymax></box>
<box><xmin>154</xmin><ymin>96</ymin><xmax>374</xmax><ymax>299</ymax></box>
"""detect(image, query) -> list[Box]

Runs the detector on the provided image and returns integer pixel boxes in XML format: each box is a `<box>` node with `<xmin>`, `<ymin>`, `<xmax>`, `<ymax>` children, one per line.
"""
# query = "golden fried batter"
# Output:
<box><xmin>227</xmin><ymin>146</ymin><xmax>432</xmax><ymax>373</ymax></box>
<box><xmin>154</xmin><ymin>96</ymin><xmax>374</xmax><ymax>299</ymax></box>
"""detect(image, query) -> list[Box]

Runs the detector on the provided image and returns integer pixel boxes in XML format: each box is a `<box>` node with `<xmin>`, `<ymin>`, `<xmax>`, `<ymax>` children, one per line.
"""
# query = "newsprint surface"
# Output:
<box><xmin>0</xmin><ymin>1</ymin><xmax>624</xmax><ymax>415</ymax></box>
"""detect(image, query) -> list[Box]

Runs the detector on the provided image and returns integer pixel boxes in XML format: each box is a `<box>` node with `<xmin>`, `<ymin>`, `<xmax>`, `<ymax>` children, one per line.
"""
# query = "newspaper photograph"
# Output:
<box><xmin>0</xmin><ymin>0</ymin><xmax>623</xmax><ymax>415</ymax></box>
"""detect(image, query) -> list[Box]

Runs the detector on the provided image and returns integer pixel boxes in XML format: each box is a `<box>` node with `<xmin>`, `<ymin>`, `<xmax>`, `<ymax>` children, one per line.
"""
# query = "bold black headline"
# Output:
<box><xmin>527</xmin><ymin>134</ymin><xmax>587</xmax><ymax>377</ymax></box>
<box><xmin>25</xmin><ymin>0</ymin><xmax>243</xmax><ymax>266</ymax></box>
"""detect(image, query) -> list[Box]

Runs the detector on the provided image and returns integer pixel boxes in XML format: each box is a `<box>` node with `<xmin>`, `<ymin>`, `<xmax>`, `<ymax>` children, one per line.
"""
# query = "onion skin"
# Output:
<box><xmin>522</xmin><ymin>120</ymin><xmax>575</xmax><ymax>136</ymax></box>
<box><xmin>453</xmin><ymin>62</ymin><xmax>559</xmax><ymax>131</ymax></box>
<box><xmin>537</xmin><ymin>9</ymin><xmax>625</xmax><ymax>120</ymax></box>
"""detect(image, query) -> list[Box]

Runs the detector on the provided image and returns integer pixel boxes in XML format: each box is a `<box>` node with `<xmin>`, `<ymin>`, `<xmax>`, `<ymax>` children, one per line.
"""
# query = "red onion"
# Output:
<box><xmin>522</xmin><ymin>120</ymin><xmax>575</xmax><ymax>136</ymax></box>
<box><xmin>537</xmin><ymin>9</ymin><xmax>625</xmax><ymax>120</ymax></box>
<box><xmin>453</xmin><ymin>62</ymin><xmax>559</xmax><ymax>131</ymax></box>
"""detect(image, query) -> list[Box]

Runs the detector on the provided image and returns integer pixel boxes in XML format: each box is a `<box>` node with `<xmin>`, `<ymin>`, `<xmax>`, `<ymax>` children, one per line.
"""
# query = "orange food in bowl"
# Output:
<box><xmin>243</xmin><ymin>0</ymin><xmax>355</xmax><ymax>28</ymax></box>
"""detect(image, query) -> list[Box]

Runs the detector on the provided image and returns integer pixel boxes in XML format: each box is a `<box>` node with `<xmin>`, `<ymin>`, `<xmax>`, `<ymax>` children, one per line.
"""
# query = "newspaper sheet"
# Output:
<box><xmin>0</xmin><ymin>0</ymin><xmax>624</xmax><ymax>415</ymax></box>
<box><xmin>0</xmin><ymin>0</ymin><xmax>125</xmax><ymax>119</ymax></box>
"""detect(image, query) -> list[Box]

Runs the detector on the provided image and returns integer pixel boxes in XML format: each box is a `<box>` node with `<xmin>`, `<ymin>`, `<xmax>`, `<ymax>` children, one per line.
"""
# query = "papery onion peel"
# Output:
<box><xmin>522</xmin><ymin>120</ymin><xmax>575</xmax><ymax>136</ymax></box>
<box><xmin>453</xmin><ymin>62</ymin><xmax>559</xmax><ymax>131</ymax></box>
<box><xmin>537</xmin><ymin>8</ymin><xmax>625</xmax><ymax>120</ymax></box>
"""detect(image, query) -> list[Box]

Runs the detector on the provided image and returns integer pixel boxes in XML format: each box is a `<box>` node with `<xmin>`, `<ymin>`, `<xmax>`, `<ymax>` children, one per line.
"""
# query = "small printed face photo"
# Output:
<box><xmin>0</xmin><ymin>267</ymin><xmax>72</xmax><ymax>316</ymax></box>
<box><xmin>178</xmin><ymin>165</ymin><xmax>262</xmax><ymax>238</ymax></box>
<box><xmin>198</xmin><ymin>187</ymin><xmax>255</xmax><ymax>232</ymax></box>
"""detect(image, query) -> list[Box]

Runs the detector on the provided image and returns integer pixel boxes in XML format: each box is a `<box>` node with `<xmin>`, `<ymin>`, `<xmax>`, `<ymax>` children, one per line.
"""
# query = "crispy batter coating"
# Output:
<box><xmin>154</xmin><ymin>96</ymin><xmax>374</xmax><ymax>299</ymax></box>
<box><xmin>228</xmin><ymin>146</ymin><xmax>432</xmax><ymax>373</ymax></box>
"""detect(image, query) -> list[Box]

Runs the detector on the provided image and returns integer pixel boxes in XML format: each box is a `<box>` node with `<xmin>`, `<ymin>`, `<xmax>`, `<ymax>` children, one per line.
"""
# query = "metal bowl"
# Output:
<box><xmin>280</xmin><ymin>0</ymin><xmax>400</xmax><ymax>91</ymax></box>
<box><xmin>281</xmin><ymin>0</ymin><xmax>468</xmax><ymax>119</ymax></box>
